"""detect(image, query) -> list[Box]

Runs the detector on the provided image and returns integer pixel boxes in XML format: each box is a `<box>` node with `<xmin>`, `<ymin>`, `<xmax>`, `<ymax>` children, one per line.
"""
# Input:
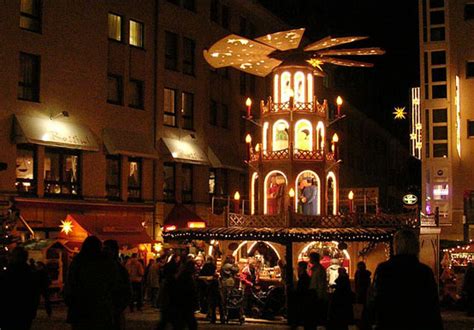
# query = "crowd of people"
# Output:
<box><xmin>3</xmin><ymin>228</ymin><xmax>474</xmax><ymax>329</ymax></box>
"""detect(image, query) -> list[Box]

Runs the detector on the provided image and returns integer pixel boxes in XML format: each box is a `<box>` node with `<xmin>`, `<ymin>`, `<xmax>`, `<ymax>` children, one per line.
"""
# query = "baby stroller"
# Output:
<box><xmin>223</xmin><ymin>287</ymin><xmax>245</xmax><ymax>325</ymax></box>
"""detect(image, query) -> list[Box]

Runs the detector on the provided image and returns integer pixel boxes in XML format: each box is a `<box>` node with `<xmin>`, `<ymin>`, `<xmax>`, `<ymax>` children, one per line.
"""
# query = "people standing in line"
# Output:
<box><xmin>103</xmin><ymin>239</ymin><xmax>132</xmax><ymax>330</ymax></box>
<box><xmin>126</xmin><ymin>253</ymin><xmax>145</xmax><ymax>312</ymax></box>
<box><xmin>367</xmin><ymin>228</ymin><xmax>443</xmax><ymax>330</ymax></box>
<box><xmin>462</xmin><ymin>261</ymin><xmax>474</xmax><ymax>316</ymax></box>
<box><xmin>308</xmin><ymin>251</ymin><xmax>329</xmax><ymax>329</ymax></box>
<box><xmin>327</xmin><ymin>267</ymin><xmax>355</xmax><ymax>330</ymax></box>
<box><xmin>36</xmin><ymin>261</ymin><xmax>53</xmax><ymax>317</ymax></box>
<box><xmin>64</xmin><ymin>236</ymin><xmax>119</xmax><ymax>330</ymax></box>
<box><xmin>175</xmin><ymin>259</ymin><xmax>199</xmax><ymax>330</ymax></box>
<box><xmin>0</xmin><ymin>246</ymin><xmax>41</xmax><ymax>330</ymax></box>
<box><xmin>148</xmin><ymin>256</ymin><xmax>163</xmax><ymax>308</ymax></box>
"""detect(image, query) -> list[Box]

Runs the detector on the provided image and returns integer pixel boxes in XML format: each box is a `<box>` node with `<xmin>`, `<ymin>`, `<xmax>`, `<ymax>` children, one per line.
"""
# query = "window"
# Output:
<box><xmin>108</xmin><ymin>13</ymin><xmax>123</xmax><ymax>41</ymax></box>
<box><xmin>129</xmin><ymin>79</ymin><xmax>144</xmax><ymax>109</ymax></box>
<box><xmin>163</xmin><ymin>163</ymin><xmax>175</xmax><ymax>202</ymax></box>
<box><xmin>183</xmin><ymin>37</ymin><xmax>195</xmax><ymax>75</ymax></box>
<box><xmin>468</xmin><ymin>120</ymin><xmax>474</xmax><ymax>137</ymax></box>
<box><xmin>18</xmin><ymin>52</ymin><xmax>40</xmax><ymax>102</ymax></box>
<box><xmin>222</xmin><ymin>5</ymin><xmax>230</xmax><ymax>29</ymax></box>
<box><xmin>210</xmin><ymin>0</ymin><xmax>219</xmax><ymax>22</ymax></box>
<box><xmin>433</xmin><ymin>143</ymin><xmax>448</xmax><ymax>157</ymax></box>
<box><xmin>129</xmin><ymin>20</ymin><xmax>144</xmax><ymax>48</ymax></box>
<box><xmin>182</xmin><ymin>92</ymin><xmax>194</xmax><ymax>130</ymax></box>
<box><xmin>429</xmin><ymin>0</ymin><xmax>444</xmax><ymax>9</ymax></box>
<box><xmin>467</xmin><ymin>62</ymin><xmax>474</xmax><ymax>78</ymax></box>
<box><xmin>433</xmin><ymin>183</ymin><xmax>449</xmax><ymax>200</ymax></box>
<box><xmin>431</xmin><ymin>68</ymin><xmax>446</xmax><ymax>82</ymax></box>
<box><xmin>465</xmin><ymin>3</ymin><xmax>474</xmax><ymax>20</ymax></box>
<box><xmin>209</xmin><ymin>100</ymin><xmax>218</xmax><ymax>125</ymax></box>
<box><xmin>44</xmin><ymin>148</ymin><xmax>80</xmax><ymax>196</ymax></box>
<box><xmin>222</xmin><ymin>104</ymin><xmax>229</xmax><ymax>128</ymax></box>
<box><xmin>431</xmin><ymin>51</ymin><xmax>446</xmax><ymax>65</ymax></box>
<box><xmin>183</xmin><ymin>0</ymin><xmax>196</xmax><ymax>11</ymax></box>
<box><xmin>106</xmin><ymin>155</ymin><xmax>121</xmax><ymax>200</ymax></box>
<box><xmin>20</xmin><ymin>0</ymin><xmax>41</xmax><ymax>32</ymax></box>
<box><xmin>432</xmin><ymin>109</ymin><xmax>447</xmax><ymax>123</ymax></box>
<box><xmin>165</xmin><ymin>31</ymin><xmax>178</xmax><ymax>70</ymax></box>
<box><xmin>182</xmin><ymin>164</ymin><xmax>193</xmax><ymax>203</ymax></box>
<box><xmin>164</xmin><ymin>88</ymin><xmax>177</xmax><ymax>127</ymax></box>
<box><xmin>430</xmin><ymin>27</ymin><xmax>445</xmax><ymax>41</ymax></box>
<box><xmin>430</xmin><ymin>10</ymin><xmax>444</xmax><ymax>24</ymax></box>
<box><xmin>432</xmin><ymin>85</ymin><xmax>447</xmax><ymax>98</ymax></box>
<box><xmin>209</xmin><ymin>169</ymin><xmax>216</xmax><ymax>195</ymax></box>
<box><xmin>425</xmin><ymin>109</ymin><xmax>430</xmax><ymax>158</ymax></box>
<box><xmin>16</xmin><ymin>145</ymin><xmax>36</xmax><ymax>195</ymax></box>
<box><xmin>433</xmin><ymin>126</ymin><xmax>447</xmax><ymax>140</ymax></box>
<box><xmin>127</xmin><ymin>158</ymin><xmax>141</xmax><ymax>201</ymax></box>
<box><xmin>107</xmin><ymin>74</ymin><xmax>123</xmax><ymax>105</ymax></box>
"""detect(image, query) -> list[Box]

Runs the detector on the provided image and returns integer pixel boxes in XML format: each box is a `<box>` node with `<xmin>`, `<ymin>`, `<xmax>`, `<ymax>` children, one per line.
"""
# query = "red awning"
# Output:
<box><xmin>63</xmin><ymin>214</ymin><xmax>152</xmax><ymax>246</ymax></box>
<box><xmin>164</xmin><ymin>204</ymin><xmax>207</xmax><ymax>230</ymax></box>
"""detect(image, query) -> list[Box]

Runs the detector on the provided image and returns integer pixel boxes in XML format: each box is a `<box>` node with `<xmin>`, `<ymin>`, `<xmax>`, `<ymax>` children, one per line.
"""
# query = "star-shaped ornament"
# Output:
<box><xmin>393</xmin><ymin>107</ymin><xmax>407</xmax><ymax>120</ymax></box>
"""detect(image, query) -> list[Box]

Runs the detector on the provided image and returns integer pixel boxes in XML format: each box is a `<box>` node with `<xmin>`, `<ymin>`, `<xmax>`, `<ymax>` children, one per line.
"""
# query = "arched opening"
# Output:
<box><xmin>272</xmin><ymin>120</ymin><xmax>289</xmax><ymax>151</ymax></box>
<box><xmin>250</xmin><ymin>172</ymin><xmax>258</xmax><ymax>215</ymax></box>
<box><xmin>294</xmin><ymin>119</ymin><xmax>312</xmax><ymax>151</ymax></box>
<box><xmin>280</xmin><ymin>71</ymin><xmax>292</xmax><ymax>103</ymax></box>
<box><xmin>327</xmin><ymin>171</ymin><xmax>338</xmax><ymax>215</ymax></box>
<box><xmin>264</xmin><ymin>170</ymin><xmax>287</xmax><ymax>215</ymax></box>
<box><xmin>295</xmin><ymin>170</ymin><xmax>320</xmax><ymax>215</ymax></box>
<box><xmin>273</xmin><ymin>74</ymin><xmax>279</xmax><ymax>104</ymax></box>
<box><xmin>316</xmin><ymin>121</ymin><xmax>325</xmax><ymax>150</ymax></box>
<box><xmin>262</xmin><ymin>122</ymin><xmax>269</xmax><ymax>154</ymax></box>
<box><xmin>307</xmin><ymin>73</ymin><xmax>313</xmax><ymax>101</ymax></box>
<box><xmin>294</xmin><ymin>71</ymin><xmax>306</xmax><ymax>103</ymax></box>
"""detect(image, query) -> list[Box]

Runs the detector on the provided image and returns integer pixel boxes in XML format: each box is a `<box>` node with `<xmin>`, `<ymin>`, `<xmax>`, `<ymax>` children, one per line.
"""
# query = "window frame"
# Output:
<box><xmin>129</xmin><ymin>79</ymin><xmax>145</xmax><ymax>109</ymax></box>
<box><xmin>15</xmin><ymin>144</ymin><xmax>37</xmax><ymax>196</ymax></box>
<box><xmin>181</xmin><ymin>164</ymin><xmax>193</xmax><ymax>203</ymax></box>
<box><xmin>163</xmin><ymin>162</ymin><xmax>176</xmax><ymax>202</ymax></box>
<box><xmin>182</xmin><ymin>37</ymin><xmax>196</xmax><ymax>76</ymax></box>
<box><xmin>106</xmin><ymin>155</ymin><xmax>121</xmax><ymax>201</ymax></box>
<box><xmin>20</xmin><ymin>0</ymin><xmax>42</xmax><ymax>33</ymax></box>
<box><xmin>18</xmin><ymin>52</ymin><xmax>40</xmax><ymax>102</ymax></box>
<box><xmin>127</xmin><ymin>157</ymin><xmax>142</xmax><ymax>202</ymax></box>
<box><xmin>129</xmin><ymin>19</ymin><xmax>145</xmax><ymax>48</ymax></box>
<box><xmin>108</xmin><ymin>12</ymin><xmax>124</xmax><ymax>42</ymax></box>
<box><xmin>468</xmin><ymin>120</ymin><xmax>474</xmax><ymax>138</ymax></box>
<box><xmin>182</xmin><ymin>91</ymin><xmax>194</xmax><ymax>130</ymax></box>
<box><xmin>165</xmin><ymin>31</ymin><xmax>179</xmax><ymax>71</ymax></box>
<box><xmin>107</xmin><ymin>74</ymin><xmax>123</xmax><ymax>105</ymax></box>
<box><xmin>164</xmin><ymin>87</ymin><xmax>177</xmax><ymax>127</ymax></box>
<box><xmin>44</xmin><ymin>148</ymin><xmax>81</xmax><ymax>198</ymax></box>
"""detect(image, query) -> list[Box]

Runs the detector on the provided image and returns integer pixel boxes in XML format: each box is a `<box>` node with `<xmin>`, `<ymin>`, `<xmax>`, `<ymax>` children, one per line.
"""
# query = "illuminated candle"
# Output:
<box><xmin>234</xmin><ymin>191</ymin><xmax>241</xmax><ymax>213</ymax></box>
<box><xmin>246</xmin><ymin>97</ymin><xmax>252</xmax><ymax>118</ymax></box>
<box><xmin>348</xmin><ymin>190</ymin><xmax>354</xmax><ymax>213</ymax></box>
<box><xmin>337</xmin><ymin>96</ymin><xmax>343</xmax><ymax>117</ymax></box>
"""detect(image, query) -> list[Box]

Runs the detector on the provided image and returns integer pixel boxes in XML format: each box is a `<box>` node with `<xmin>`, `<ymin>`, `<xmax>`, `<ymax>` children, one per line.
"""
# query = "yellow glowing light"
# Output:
<box><xmin>234</xmin><ymin>191</ymin><xmax>241</xmax><ymax>201</ymax></box>
<box><xmin>153</xmin><ymin>243</ymin><xmax>163</xmax><ymax>252</ymax></box>
<box><xmin>245</xmin><ymin>134</ymin><xmax>252</xmax><ymax>144</ymax></box>
<box><xmin>188</xmin><ymin>221</ymin><xmax>206</xmax><ymax>229</ymax></box>
<box><xmin>245</xmin><ymin>97</ymin><xmax>252</xmax><ymax>107</ymax></box>
<box><xmin>60</xmin><ymin>220</ymin><xmax>73</xmax><ymax>235</ymax></box>
<box><xmin>289</xmin><ymin>188</ymin><xmax>295</xmax><ymax>198</ymax></box>
<box><xmin>348</xmin><ymin>191</ymin><xmax>354</xmax><ymax>200</ymax></box>
<box><xmin>139</xmin><ymin>244</ymin><xmax>146</xmax><ymax>251</ymax></box>
<box><xmin>306</xmin><ymin>58</ymin><xmax>324</xmax><ymax>71</ymax></box>
<box><xmin>393</xmin><ymin>107</ymin><xmax>407</xmax><ymax>120</ymax></box>
<box><xmin>332</xmin><ymin>133</ymin><xmax>339</xmax><ymax>143</ymax></box>
<box><xmin>336</xmin><ymin>96</ymin><xmax>343</xmax><ymax>106</ymax></box>
<box><xmin>255</xmin><ymin>143</ymin><xmax>260</xmax><ymax>152</ymax></box>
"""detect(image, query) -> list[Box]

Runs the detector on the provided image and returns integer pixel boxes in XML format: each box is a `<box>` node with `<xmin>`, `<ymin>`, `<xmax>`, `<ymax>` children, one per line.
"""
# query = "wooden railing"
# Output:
<box><xmin>249</xmin><ymin>148</ymin><xmax>336</xmax><ymax>162</ymax></box>
<box><xmin>262</xmin><ymin>98</ymin><xmax>328</xmax><ymax>116</ymax></box>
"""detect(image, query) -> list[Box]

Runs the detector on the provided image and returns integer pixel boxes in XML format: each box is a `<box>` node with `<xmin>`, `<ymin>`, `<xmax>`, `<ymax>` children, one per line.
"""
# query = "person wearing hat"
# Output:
<box><xmin>300</xmin><ymin>177</ymin><xmax>318</xmax><ymax>215</ymax></box>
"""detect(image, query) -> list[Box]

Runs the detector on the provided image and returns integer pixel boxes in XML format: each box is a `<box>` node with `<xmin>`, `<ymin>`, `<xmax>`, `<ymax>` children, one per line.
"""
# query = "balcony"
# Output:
<box><xmin>261</xmin><ymin>98</ymin><xmax>328</xmax><ymax>116</ymax></box>
<box><xmin>249</xmin><ymin>146</ymin><xmax>334</xmax><ymax>162</ymax></box>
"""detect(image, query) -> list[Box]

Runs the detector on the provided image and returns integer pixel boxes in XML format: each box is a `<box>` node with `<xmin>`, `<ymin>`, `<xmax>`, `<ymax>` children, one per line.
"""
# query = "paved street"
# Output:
<box><xmin>30</xmin><ymin>303</ymin><xmax>474</xmax><ymax>330</ymax></box>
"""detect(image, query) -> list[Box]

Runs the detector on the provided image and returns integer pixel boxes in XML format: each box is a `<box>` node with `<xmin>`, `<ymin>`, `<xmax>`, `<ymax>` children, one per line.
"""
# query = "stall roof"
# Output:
<box><xmin>162</xmin><ymin>226</ymin><xmax>397</xmax><ymax>243</ymax></box>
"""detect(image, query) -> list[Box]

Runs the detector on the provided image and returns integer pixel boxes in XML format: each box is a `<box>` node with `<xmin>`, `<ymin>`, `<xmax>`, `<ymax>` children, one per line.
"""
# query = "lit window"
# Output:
<box><xmin>164</xmin><ymin>88</ymin><xmax>176</xmax><ymax>127</ymax></box>
<box><xmin>273</xmin><ymin>120</ymin><xmax>289</xmax><ymax>151</ymax></box>
<box><xmin>182</xmin><ymin>92</ymin><xmax>194</xmax><ymax>130</ymax></box>
<box><xmin>44</xmin><ymin>148</ymin><xmax>80</xmax><ymax>196</ymax></box>
<box><xmin>127</xmin><ymin>158</ymin><xmax>141</xmax><ymax>201</ymax></box>
<box><xmin>20</xmin><ymin>0</ymin><xmax>41</xmax><ymax>32</ymax></box>
<box><xmin>129</xmin><ymin>20</ymin><xmax>144</xmax><ymax>48</ymax></box>
<box><xmin>108</xmin><ymin>13</ymin><xmax>122</xmax><ymax>41</ymax></box>
<box><xmin>18</xmin><ymin>52</ymin><xmax>40</xmax><ymax>102</ymax></box>
<box><xmin>16</xmin><ymin>145</ymin><xmax>36</xmax><ymax>195</ymax></box>
<box><xmin>433</xmin><ymin>183</ymin><xmax>448</xmax><ymax>200</ymax></box>
<box><xmin>164</xmin><ymin>163</ymin><xmax>175</xmax><ymax>202</ymax></box>
<box><xmin>107</xmin><ymin>74</ymin><xmax>123</xmax><ymax>105</ymax></box>
<box><xmin>129</xmin><ymin>79</ymin><xmax>144</xmax><ymax>109</ymax></box>
<box><xmin>106</xmin><ymin>155</ymin><xmax>121</xmax><ymax>200</ymax></box>
<box><xmin>209</xmin><ymin>169</ymin><xmax>216</xmax><ymax>195</ymax></box>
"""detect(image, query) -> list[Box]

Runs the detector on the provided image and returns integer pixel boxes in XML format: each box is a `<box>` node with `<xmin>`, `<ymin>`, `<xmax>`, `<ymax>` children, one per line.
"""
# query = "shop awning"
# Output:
<box><xmin>103</xmin><ymin>128</ymin><xmax>158</xmax><ymax>159</ymax></box>
<box><xmin>59</xmin><ymin>214</ymin><xmax>152</xmax><ymax>246</ymax></box>
<box><xmin>207</xmin><ymin>145</ymin><xmax>246</xmax><ymax>172</ymax></box>
<box><xmin>161</xmin><ymin>137</ymin><xmax>209</xmax><ymax>165</ymax></box>
<box><xmin>163</xmin><ymin>204</ymin><xmax>207</xmax><ymax>231</ymax></box>
<box><xmin>13</xmin><ymin>114</ymin><xmax>99</xmax><ymax>151</ymax></box>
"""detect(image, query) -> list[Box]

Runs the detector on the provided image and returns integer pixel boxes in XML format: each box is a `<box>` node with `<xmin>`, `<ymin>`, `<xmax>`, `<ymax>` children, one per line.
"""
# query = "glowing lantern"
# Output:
<box><xmin>60</xmin><ymin>220</ymin><xmax>73</xmax><ymax>235</ymax></box>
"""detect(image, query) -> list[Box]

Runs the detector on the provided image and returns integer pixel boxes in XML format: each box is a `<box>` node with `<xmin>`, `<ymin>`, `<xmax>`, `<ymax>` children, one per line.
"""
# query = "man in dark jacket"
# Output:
<box><xmin>368</xmin><ymin>228</ymin><xmax>443</xmax><ymax>330</ymax></box>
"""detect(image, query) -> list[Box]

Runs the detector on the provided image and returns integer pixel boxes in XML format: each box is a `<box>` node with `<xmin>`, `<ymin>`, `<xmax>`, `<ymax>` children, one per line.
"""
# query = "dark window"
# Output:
<box><xmin>165</xmin><ymin>31</ymin><xmax>178</xmax><ymax>71</ymax></box>
<box><xmin>240</xmin><ymin>72</ymin><xmax>246</xmax><ymax>95</ymax></box>
<box><xmin>422</xmin><ymin>0</ymin><xmax>427</xmax><ymax>42</ymax></box>
<box><xmin>432</xmin><ymin>109</ymin><xmax>447</xmax><ymax>123</ymax></box>
<box><xmin>129</xmin><ymin>20</ymin><xmax>144</xmax><ymax>48</ymax></box>
<box><xmin>107</xmin><ymin>74</ymin><xmax>123</xmax><ymax>105</ymax></box>
<box><xmin>430</xmin><ymin>10</ymin><xmax>444</xmax><ymax>25</ymax></box>
<box><xmin>248</xmin><ymin>22</ymin><xmax>256</xmax><ymax>38</ymax></box>
<box><xmin>429</xmin><ymin>0</ymin><xmax>444</xmax><ymax>9</ymax></box>
<box><xmin>465</xmin><ymin>3</ymin><xmax>474</xmax><ymax>20</ymax></box>
<box><xmin>210</xmin><ymin>100</ymin><xmax>218</xmax><ymax>125</ymax></box>
<box><xmin>209</xmin><ymin>168</ymin><xmax>216</xmax><ymax>195</ymax></box>
<box><xmin>221</xmin><ymin>169</ymin><xmax>228</xmax><ymax>196</ymax></box>
<box><xmin>183</xmin><ymin>0</ymin><xmax>196</xmax><ymax>11</ymax></box>
<box><xmin>433</xmin><ymin>126</ymin><xmax>447</xmax><ymax>140</ymax></box>
<box><xmin>44</xmin><ymin>148</ymin><xmax>80</xmax><ymax>196</ymax></box>
<box><xmin>163</xmin><ymin>163</ymin><xmax>175</xmax><ymax>202</ymax></box>
<box><xmin>108</xmin><ymin>13</ymin><xmax>123</xmax><ymax>41</ymax></box>
<box><xmin>182</xmin><ymin>92</ymin><xmax>194</xmax><ymax>130</ymax></box>
<box><xmin>222</xmin><ymin>5</ymin><xmax>230</xmax><ymax>29</ymax></box>
<box><xmin>433</xmin><ymin>143</ymin><xmax>448</xmax><ymax>157</ymax></box>
<box><xmin>20</xmin><ymin>0</ymin><xmax>41</xmax><ymax>32</ymax></box>
<box><xmin>210</xmin><ymin>0</ymin><xmax>219</xmax><ymax>22</ymax></box>
<box><xmin>16</xmin><ymin>145</ymin><xmax>36</xmax><ymax>195</ymax></box>
<box><xmin>222</xmin><ymin>104</ymin><xmax>229</xmax><ymax>128</ymax></box>
<box><xmin>468</xmin><ymin>120</ymin><xmax>474</xmax><ymax>137</ymax></box>
<box><xmin>432</xmin><ymin>85</ymin><xmax>447</xmax><ymax>98</ymax></box>
<box><xmin>183</xmin><ymin>37</ymin><xmax>195</xmax><ymax>75</ymax></box>
<box><xmin>466</xmin><ymin>62</ymin><xmax>474</xmax><ymax>78</ymax></box>
<box><xmin>182</xmin><ymin>164</ymin><xmax>193</xmax><ymax>203</ymax></box>
<box><xmin>127</xmin><ymin>158</ymin><xmax>141</xmax><ymax>201</ymax></box>
<box><xmin>430</xmin><ymin>27</ymin><xmax>445</xmax><ymax>41</ymax></box>
<box><xmin>431</xmin><ymin>51</ymin><xmax>446</xmax><ymax>65</ymax></box>
<box><xmin>106</xmin><ymin>155</ymin><xmax>121</xmax><ymax>200</ymax></box>
<box><xmin>18</xmin><ymin>52</ymin><xmax>40</xmax><ymax>102</ymax></box>
<box><xmin>431</xmin><ymin>68</ymin><xmax>446</xmax><ymax>82</ymax></box>
<box><xmin>129</xmin><ymin>79</ymin><xmax>144</xmax><ymax>109</ymax></box>
<box><xmin>164</xmin><ymin>88</ymin><xmax>177</xmax><ymax>127</ymax></box>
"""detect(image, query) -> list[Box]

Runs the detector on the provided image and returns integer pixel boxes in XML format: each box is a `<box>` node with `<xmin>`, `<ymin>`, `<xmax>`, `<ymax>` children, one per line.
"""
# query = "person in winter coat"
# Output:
<box><xmin>354</xmin><ymin>261</ymin><xmax>371</xmax><ymax>304</ymax></box>
<box><xmin>367</xmin><ymin>228</ymin><xmax>443</xmax><ymax>330</ymax></box>
<box><xmin>64</xmin><ymin>236</ymin><xmax>119</xmax><ymax>330</ymax></box>
<box><xmin>327</xmin><ymin>268</ymin><xmax>355</xmax><ymax>330</ymax></box>
<box><xmin>199</xmin><ymin>256</ymin><xmax>223</xmax><ymax>323</ymax></box>
<box><xmin>126</xmin><ymin>253</ymin><xmax>145</xmax><ymax>312</ymax></box>
<box><xmin>308</xmin><ymin>252</ymin><xmax>329</xmax><ymax>329</ymax></box>
<box><xmin>156</xmin><ymin>256</ymin><xmax>180</xmax><ymax>330</ymax></box>
<box><xmin>147</xmin><ymin>256</ymin><xmax>163</xmax><ymax>308</ymax></box>
<box><xmin>289</xmin><ymin>260</ymin><xmax>311</xmax><ymax>329</ymax></box>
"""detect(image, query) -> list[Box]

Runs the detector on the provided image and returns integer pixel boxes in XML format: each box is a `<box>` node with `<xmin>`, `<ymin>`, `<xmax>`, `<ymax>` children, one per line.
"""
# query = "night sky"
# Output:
<box><xmin>258</xmin><ymin>0</ymin><xmax>420</xmax><ymax>146</ymax></box>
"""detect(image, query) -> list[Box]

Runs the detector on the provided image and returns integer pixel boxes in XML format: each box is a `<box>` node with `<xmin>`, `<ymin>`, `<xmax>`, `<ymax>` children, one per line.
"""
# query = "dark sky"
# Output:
<box><xmin>257</xmin><ymin>0</ymin><xmax>420</xmax><ymax>145</ymax></box>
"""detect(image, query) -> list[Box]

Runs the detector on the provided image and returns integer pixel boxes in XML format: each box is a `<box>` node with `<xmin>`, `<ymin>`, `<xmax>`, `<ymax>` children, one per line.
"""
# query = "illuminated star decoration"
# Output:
<box><xmin>60</xmin><ymin>220</ymin><xmax>73</xmax><ymax>235</ymax></box>
<box><xmin>306</xmin><ymin>58</ymin><xmax>324</xmax><ymax>71</ymax></box>
<box><xmin>393</xmin><ymin>107</ymin><xmax>407</xmax><ymax>120</ymax></box>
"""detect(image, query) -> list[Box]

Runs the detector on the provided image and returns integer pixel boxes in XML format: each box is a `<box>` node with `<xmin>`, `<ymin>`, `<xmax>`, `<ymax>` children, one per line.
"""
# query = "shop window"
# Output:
<box><xmin>127</xmin><ymin>158</ymin><xmax>141</xmax><ymax>201</ymax></box>
<box><xmin>164</xmin><ymin>88</ymin><xmax>177</xmax><ymax>127</ymax></box>
<box><xmin>432</xmin><ymin>85</ymin><xmax>447</xmax><ymax>99</ymax></box>
<box><xmin>468</xmin><ymin>120</ymin><xmax>474</xmax><ymax>137</ymax></box>
<box><xmin>182</xmin><ymin>164</ymin><xmax>193</xmax><ymax>203</ymax></box>
<box><xmin>209</xmin><ymin>99</ymin><xmax>218</xmax><ymax>125</ymax></box>
<box><xmin>465</xmin><ymin>3</ymin><xmax>474</xmax><ymax>20</ymax></box>
<box><xmin>433</xmin><ymin>143</ymin><xmax>448</xmax><ymax>157</ymax></box>
<box><xmin>432</xmin><ymin>108</ymin><xmax>447</xmax><ymax>123</ymax></box>
<box><xmin>129</xmin><ymin>79</ymin><xmax>144</xmax><ymax>109</ymax></box>
<box><xmin>108</xmin><ymin>13</ymin><xmax>123</xmax><ymax>42</ymax></box>
<box><xmin>466</xmin><ymin>62</ymin><xmax>474</xmax><ymax>78</ymax></box>
<box><xmin>129</xmin><ymin>19</ymin><xmax>144</xmax><ymax>48</ymax></box>
<box><xmin>16</xmin><ymin>145</ymin><xmax>36</xmax><ymax>195</ymax></box>
<box><xmin>163</xmin><ymin>162</ymin><xmax>175</xmax><ymax>202</ymax></box>
<box><xmin>106</xmin><ymin>155</ymin><xmax>121</xmax><ymax>200</ymax></box>
<box><xmin>165</xmin><ymin>31</ymin><xmax>178</xmax><ymax>71</ymax></box>
<box><xmin>182</xmin><ymin>92</ymin><xmax>194</xmax><ymax>130</ymax></box>
<box><xmin>44</xmin><ymin>148</ymin><xmax>80</xmax><ymax>196</ymax></box>
<box><xmin>183</xmin><ymin>0</ymin><xmax>196</xmax><ymax>12</ymax></box>
<box><xmin>182</xmin><ymin>37</ymin><xmax>195</xmax><ymax>75</ymax></box>
<box><xmin>107</xmin><ymin>74</ymin><xmax>123</xmax><ymax>105</ymax></box>
<box><xmin>18</xmin><ymin>52</ymin><xmax>40</xmax><ymax>102</ymax></box>
<box><xmin>221</xmin><ymin>104</ymin><xmax>229</xmax><ymax>128</ymax></box>
<box><xmin>20</xmin><ymin>0</ymin><xmax>41</xmax><ymax>32</ymax></box>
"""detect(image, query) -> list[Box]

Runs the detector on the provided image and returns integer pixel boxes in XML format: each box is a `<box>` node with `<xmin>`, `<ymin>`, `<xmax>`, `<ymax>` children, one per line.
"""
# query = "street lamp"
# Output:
<box><xmin>336</xmin><ymin>96</ymin><xmax>343</xmax><ymax>117</ymax></box>
<box><xmin>246</xmin><ymin>97</ymin><xmax>252</xmax><ymax>119</ymax></box>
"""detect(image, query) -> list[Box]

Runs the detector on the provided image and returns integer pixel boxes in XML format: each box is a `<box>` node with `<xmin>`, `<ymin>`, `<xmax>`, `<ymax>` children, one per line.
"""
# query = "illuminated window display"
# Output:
<box><xmin>16</xmin><ymin>145</ymin><xmax>36</xmax><ymax>194</ymax></box>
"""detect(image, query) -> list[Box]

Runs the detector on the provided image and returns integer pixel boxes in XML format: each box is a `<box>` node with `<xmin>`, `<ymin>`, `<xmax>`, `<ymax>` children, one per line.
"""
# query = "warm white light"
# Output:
<box><xmin>348</xmin><ymin>191</ymin><xmax>354</xmax><ymax>200</ymax></box>
<box><xmin>264</xmin><ymin>171</ymin><xmax>288</xmax><ymax>214</ymax></box>
<box><xmin>332</xmin><ymin>133</ymin><xmax>339</xmax><ymax>143</ymax></box>
<box><xmin>336</xmin><ymin>96</ymin><xmax>343</xmax><ymax>106</ymax></box>
<box><xmin>251</xmin><ymin>172</ymin><xmax>258</xmax><ymax>215</ymax></box>
<box><xmin>289</xmin><ymin>188</ymin><xmax>295</xmax><ymax>198</ymax></box>
<box><xmin>234</xmin><ymin>191</ymin><xmax>241</xmax><ymax>201</ymax></box>
<box><xmin>246</xmin><ymin>97</ymin><xmax>252</xmax><ymax>107</ymax></box>
<box><xmin>60</xmin><ymin>220</ymin><xmax>73</xmax><ymax>235</ymax></box>
<box><xmin>245</xmin><ymin>134</ymin><xmax>252</xmax><ymax>144</ymax></box>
